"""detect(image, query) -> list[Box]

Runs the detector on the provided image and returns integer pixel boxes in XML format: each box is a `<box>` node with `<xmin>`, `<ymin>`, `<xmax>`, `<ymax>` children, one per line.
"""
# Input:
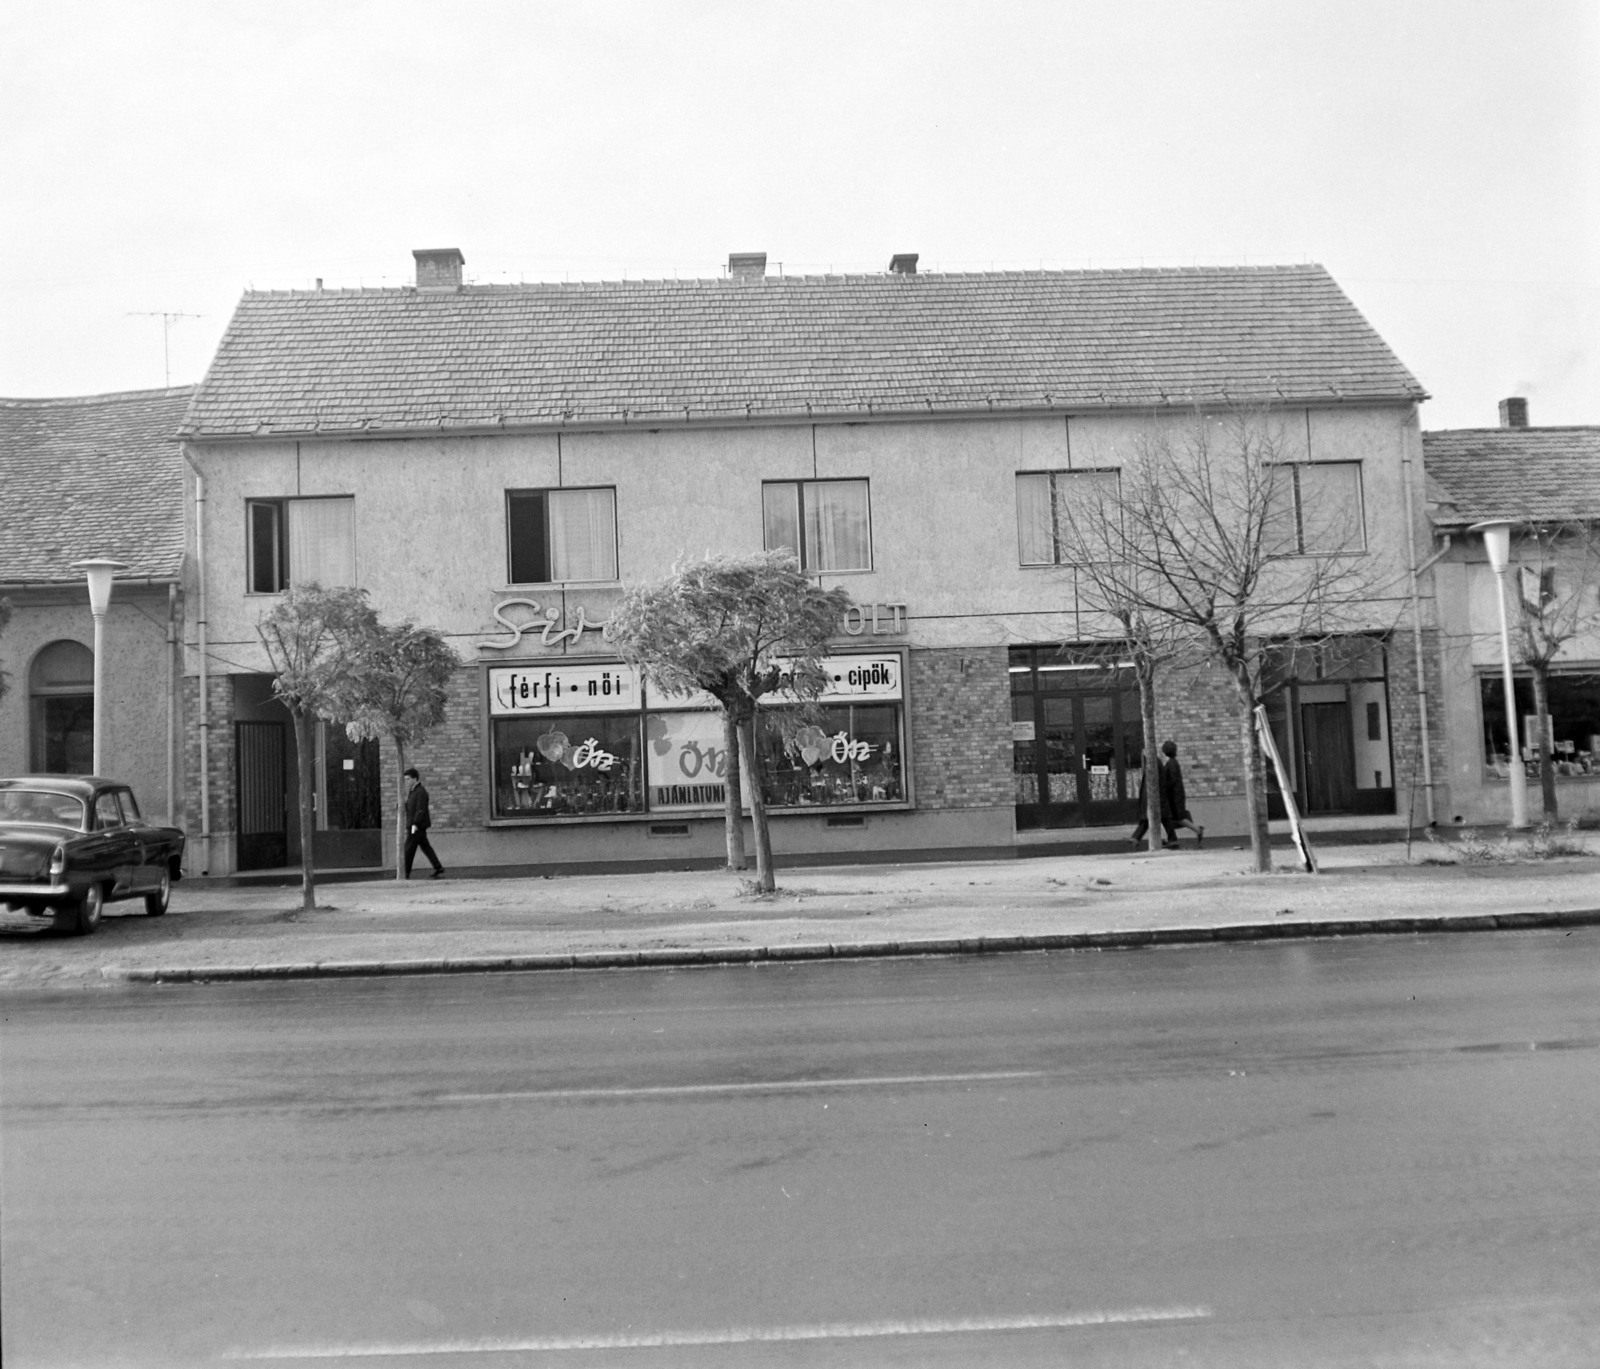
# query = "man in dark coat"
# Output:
<box><xmin>1158</xmin><ymin>740</ymin><xmax>1204</xmax><ymax>848</ymax></box>
<box><xmin>1129</xmin><ymin>756</ymin><xmax>1176</xmax><ymax>848</ymax></box>
<box><xmin>403</xmin><ymin>767</ymin><xmax>445</xmax><ymax>879</ymax></box>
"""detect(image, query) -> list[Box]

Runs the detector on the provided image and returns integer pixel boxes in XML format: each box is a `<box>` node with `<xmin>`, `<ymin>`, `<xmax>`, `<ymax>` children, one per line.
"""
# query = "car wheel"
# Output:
<box><xmin>145</xmin><ymin>868</ymin><xmax>171</xmax><ymax>916</ymax></box>
<box><xmin>72</xmin><ymin>883</ymin><xmax>104</xmax><ymax>936</ymax></box>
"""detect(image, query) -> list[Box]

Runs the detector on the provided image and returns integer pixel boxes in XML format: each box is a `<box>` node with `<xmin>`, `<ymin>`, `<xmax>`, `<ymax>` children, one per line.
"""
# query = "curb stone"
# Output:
<box><xmin>103</xmin><ymin>909</ymin><xmax>1600</xmax><ymax>985</ymax></box>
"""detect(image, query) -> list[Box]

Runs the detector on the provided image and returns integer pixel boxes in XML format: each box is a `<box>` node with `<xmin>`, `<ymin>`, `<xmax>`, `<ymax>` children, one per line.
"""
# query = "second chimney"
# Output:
<box><xmin>728</xmin><ymin>252</ymin><xmax>767</xmax><ymax>279</ymax></box>
<box><xmin>889</xmin><ymin>253</ymin><xmax>919</xmax><ymax>275</ymax></box>
<box><xmin>414</xmin><ymin>248</ymin><xmax>465</xmax><ymax>290</ymax></box>
<box><xmin>1499</xmin><ymin>396</ymin><xmax>1529</xmax><ymax>429</ymax></box>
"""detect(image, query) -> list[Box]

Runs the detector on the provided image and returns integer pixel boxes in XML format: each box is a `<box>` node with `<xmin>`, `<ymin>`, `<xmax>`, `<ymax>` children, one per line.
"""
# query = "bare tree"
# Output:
<box><xmin>606</xmin><ymin>552</ymin><xmax>850</xmax><ymax>891</ymax></box>
<box><xmin>342</xmin><ymin>620</ymin><xmax>457</xmax><ymax>878</ymax></box>
<box><xmin>256</xmin><ymin>584</ymin><xmax>379</xmax><ymax>910</ymax></box>
<box><xmin>1506</xmin><ymin>518</ymin><xmax>1600</xmax><ymax>819</ymax></box>
<box><xmin>1038</xmin><ymin>469</ymin><xmax>1204</xmax><ymax>850</ymax></box>
<box><xmin>1067</xmin><ymin>409</ymin><xmax>1403</xmax><ymax>872</ymax></box>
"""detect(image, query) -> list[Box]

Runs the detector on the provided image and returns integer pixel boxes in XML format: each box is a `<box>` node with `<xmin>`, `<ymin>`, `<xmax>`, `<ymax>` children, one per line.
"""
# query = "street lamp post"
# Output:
<box><xmin>72</xmin><ymin>558</ymin><xmax>128</xmax><ymax>777</ymax></box>
<box><xmin>1468</xmin><ymin>521</ymin><xmax>1529</xmax><ymax>830</ymax></box>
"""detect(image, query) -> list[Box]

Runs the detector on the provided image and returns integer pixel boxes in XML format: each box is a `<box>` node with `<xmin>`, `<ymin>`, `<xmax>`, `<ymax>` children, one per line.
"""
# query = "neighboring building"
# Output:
<box><xmin>176</xmin><ymin>249</ymin><xmax>1432</xmax><ymax>875</ymax></box>
<box><xmin>0</xmin><ymin>388</ymin><xmax>193</xmax><ymax>824</ymax></box>
<box><xmin>1424</xmin><ymin>400</ymin><xmax>1600</xmax><ymax>826</ymax></box>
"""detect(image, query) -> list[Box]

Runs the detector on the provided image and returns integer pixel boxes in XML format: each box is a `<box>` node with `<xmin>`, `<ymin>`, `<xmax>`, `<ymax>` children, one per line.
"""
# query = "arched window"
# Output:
<box><xmin>30</xmin><ymin>640</ymin><xmax>94</xmax><ymax>773</ymax></box>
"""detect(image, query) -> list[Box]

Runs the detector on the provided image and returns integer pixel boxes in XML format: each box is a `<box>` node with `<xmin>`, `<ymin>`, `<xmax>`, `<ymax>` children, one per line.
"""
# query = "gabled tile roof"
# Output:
<box><xmin>0</xmin><ymin>387</ymin><xmax>192</xmax><ymax>585</ymax></box>
<box><xmin>181</xmin><ymin>264</ymin><xmax>1425</xmax><ymax>439</ymax></box>
<box><xmin>1423</xmin><ymin>427</ymin><xmax>1600</xmax><ymax>526</ymax></box>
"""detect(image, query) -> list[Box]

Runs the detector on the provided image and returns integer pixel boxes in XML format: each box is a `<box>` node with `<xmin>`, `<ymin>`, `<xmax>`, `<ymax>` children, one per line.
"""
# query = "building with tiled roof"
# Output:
<box><xmin>0</xmin><ymin>387</ymin><xmax>192</xmax><ymax>819</ymax></box>
<box><xmin>178</xmin><ymin>248</ymin><xmax>1439</xmax><ymax>877</ymax></box>
<box><xmin>182</xmin><ymin>260</ymin><xmax>1424</xmax><ymax>439</ymax></box>
<box><xmin>1421</xmin><ymin>400</ymin><xmax>1600</xmax><ymax>829</ymax></box>
<box><xmin>1</xmin><ymin>388</ymin><xmax>192</xmax><ymax>585</ymax></box>
<box><xmin>1424</xmin><ymin>425</ymin><xmax>1600</xmax><ymax>526</ymax></box>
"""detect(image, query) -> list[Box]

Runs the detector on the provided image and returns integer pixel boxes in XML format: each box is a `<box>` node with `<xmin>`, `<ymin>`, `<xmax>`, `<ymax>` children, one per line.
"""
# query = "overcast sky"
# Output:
<box><xmin>3</xmin><ymin>0</ymin><xmax>1595</xmax><ymax>430</ymax></box>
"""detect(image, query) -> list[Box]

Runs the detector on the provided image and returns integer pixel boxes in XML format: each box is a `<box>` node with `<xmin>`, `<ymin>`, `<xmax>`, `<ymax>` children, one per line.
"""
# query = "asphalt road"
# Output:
<box><xmin>4</xmin><ymin>931</ymin><xmax>1598</xmax><ymax>1368</ymax></box>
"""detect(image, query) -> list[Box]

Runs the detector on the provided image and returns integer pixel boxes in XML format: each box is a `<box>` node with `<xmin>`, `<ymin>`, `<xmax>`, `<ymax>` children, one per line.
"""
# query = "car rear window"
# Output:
<box><xmin>0</xmin><ymin>790</ymin><xmax>86</xmax><ymax>827</ymax></box>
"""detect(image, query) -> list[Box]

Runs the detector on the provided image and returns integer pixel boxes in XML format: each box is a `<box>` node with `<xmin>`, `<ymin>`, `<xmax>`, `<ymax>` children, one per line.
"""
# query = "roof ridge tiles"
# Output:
<box><xmin>1</xmin><ymin>385</ymin><xmax>195</xmax><ymax>407</ymax></box>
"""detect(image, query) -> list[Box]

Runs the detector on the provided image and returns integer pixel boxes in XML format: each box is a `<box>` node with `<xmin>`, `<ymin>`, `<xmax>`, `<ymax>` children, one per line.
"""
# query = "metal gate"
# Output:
<box><xmin>235</xmin><ymin>720</ymin><xmax>288</xmax><ymax>870</ymax></box>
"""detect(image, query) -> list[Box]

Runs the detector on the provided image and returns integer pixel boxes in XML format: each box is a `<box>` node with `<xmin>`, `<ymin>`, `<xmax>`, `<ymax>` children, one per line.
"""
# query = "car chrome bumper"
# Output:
<box><xmin>0</xmin><ymin>881</ymin><xmax>70</xmax><ymax>900</ymax></box>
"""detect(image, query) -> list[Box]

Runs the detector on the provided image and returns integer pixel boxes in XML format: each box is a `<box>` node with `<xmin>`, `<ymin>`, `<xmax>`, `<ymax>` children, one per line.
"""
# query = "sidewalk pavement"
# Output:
<box><xmin>2</xmin><ymin>836</ymin><xmax>1596</xmax><ymax>990</ymax></box>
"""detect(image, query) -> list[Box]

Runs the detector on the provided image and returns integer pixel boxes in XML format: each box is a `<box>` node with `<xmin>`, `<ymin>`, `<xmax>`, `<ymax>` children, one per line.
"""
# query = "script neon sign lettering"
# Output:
<box><xmin>482</xmin><ymin>599</ymin><xmax>610</xmax><ymax>652</ymax></box>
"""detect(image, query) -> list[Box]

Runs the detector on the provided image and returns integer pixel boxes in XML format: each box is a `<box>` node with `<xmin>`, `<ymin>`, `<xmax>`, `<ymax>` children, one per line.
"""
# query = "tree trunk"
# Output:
<box><xmin>1139</xmin><ymin>666</ymin><xmax>1162</xmax><ymax>852</ymax></box>
<box><xmin>292</xmin><ymin>708</ymin><xmax>317</xmax><ymax>910</ymax></box>
<box><xmin>1531</xmin><ymin>664</ymin><xmax>1559</xmax><ymax>820</ymax></box>
<box><xmin>740</xmin><ymin>714</ymin><xmax>776</xmax><ymax>892</ymax></box>
<box><xmin>393</xmin><ymin>736</ymin><xmax>409</xmax><ymax>879</ymax></box>
<box><xmin>1231</xmin><ymin>670</ymin><xmax>1272</xmax><ymax>873</ymax></box>
<box><xmin>721</xmin><ymin>709</ymin><xmax>748</xmax><ymax>870</ymax></box>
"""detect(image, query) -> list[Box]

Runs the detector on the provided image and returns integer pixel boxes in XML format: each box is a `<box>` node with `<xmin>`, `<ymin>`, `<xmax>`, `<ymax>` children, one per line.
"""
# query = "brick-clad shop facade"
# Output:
<box><xmin>173</xmin><ymin>249</ymin><xmax>1434</xmax><ymax>875</ymax></box>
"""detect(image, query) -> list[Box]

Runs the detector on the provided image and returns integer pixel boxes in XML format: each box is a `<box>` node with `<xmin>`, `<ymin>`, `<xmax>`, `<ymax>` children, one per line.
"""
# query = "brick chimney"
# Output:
<box><xmin>413</xmin><ymin>248</ymin><xmax>465</xmax><ymax>290</ymax></box>
<box><xmin>889</xmin><ymin>253</ymin><xmax>919</xmax><ymax>275</ymax></box>
<box><xmin>1498</xmin><ymin>396</ymin><xmax>1529</xmax><ymax>429</ymax></box>
<box><xmin>728</xmin><ymin>252</ymin><xmax>767</xmax><ymax>279</ymax></box>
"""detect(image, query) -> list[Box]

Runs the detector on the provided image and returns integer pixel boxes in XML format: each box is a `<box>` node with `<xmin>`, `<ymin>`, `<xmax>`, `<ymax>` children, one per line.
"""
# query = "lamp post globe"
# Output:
<box><xmin>1467</xmin><ymin>521</ymin><xmax>1528</xmax><ymax>829</ymax></box>
<box><xmin>71</xmin><ymin>558</ymin><xmax>128</xmax><ymax>777</ymax></box>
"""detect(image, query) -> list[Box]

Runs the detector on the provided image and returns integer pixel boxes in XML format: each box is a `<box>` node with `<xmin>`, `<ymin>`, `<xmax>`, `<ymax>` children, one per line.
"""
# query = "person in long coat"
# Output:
<box><xmin>1129</xmin><ymin>756</ymin><xmax>1176</xmax><ymax>847</ymax></box>
<box><xmin>1158</xmin><ymin>740</ymin><xmax>1204</xmax><ymax>847</ymax></box>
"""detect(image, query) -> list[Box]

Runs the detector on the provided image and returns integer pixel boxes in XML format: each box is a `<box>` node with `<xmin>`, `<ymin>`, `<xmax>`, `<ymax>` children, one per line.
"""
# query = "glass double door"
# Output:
<box><xmin>1014</xmin><ymin>688</ymin><xmax>1143</xmax><ymax>829</ymax></box>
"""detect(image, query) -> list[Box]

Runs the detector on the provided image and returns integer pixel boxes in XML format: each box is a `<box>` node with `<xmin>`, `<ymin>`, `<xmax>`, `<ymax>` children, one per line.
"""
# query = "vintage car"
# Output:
<box><xmin>0</xmin><ymin>776</ymin><xmax>185</xmax><ymax>935</ymax></box>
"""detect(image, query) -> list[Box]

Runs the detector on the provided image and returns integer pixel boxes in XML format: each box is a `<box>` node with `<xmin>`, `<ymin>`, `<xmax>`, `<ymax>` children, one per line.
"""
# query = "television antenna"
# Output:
<box><xmin>127</xmin><ymin>311</ymin><xmax>203</xmax><ymax>387</ymax></box>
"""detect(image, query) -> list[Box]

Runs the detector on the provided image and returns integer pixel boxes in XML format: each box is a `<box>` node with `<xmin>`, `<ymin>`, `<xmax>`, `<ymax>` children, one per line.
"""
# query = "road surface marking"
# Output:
<box><xmin>441</xmin><ymin>1069</ymin><xmax>1044</xmax><ymax>1102</ymax></box>
<box><xmin>227</xmin><ymin>1306</ymin><xmax>1213</xmax><ymax>1359</ymax></box>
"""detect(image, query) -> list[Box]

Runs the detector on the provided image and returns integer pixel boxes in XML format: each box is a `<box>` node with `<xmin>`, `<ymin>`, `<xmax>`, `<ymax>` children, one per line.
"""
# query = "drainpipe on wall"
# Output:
<box><xmin>183</xmin><ymin>450</ymin><xmax>212</xmax><ymax>874</ymax></box>
<box><xmin>1400</xmin><ymin>414</ymin><xmax>1438</xmax><ymax>825</ymax></box>
<box><xmin>167</xmin><ymin>583</ymin><xmax>177</xmax><ymax>825</ymax></box>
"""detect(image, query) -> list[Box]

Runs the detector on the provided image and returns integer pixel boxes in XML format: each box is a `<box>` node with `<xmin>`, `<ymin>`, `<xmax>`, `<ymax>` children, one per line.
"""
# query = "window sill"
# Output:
<box><xmin>500</xmin><ymin>581</ymin><xmax>622</xmax><ymax>591</ymax></box>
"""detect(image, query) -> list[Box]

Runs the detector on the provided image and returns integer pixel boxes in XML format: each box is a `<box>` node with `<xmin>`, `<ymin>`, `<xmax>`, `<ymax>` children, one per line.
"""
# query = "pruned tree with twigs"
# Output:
<box><xmin>257</xmin><ymin>583</ymin><xmax>380</xmax><ymax>910</ymax></box>
<box><xmin>1038</xmin><ymin>469</ymin><xmax>1204</xmax><ymax>851</ymax></box>
<box><xmin>606</xmin><ymin>552</ymin><xmax>851</xmax><ymax>892</ymax></box>
<box><xmin>1504</xmin><ymin>517</ymin><xmax>1600</xmax><ymax>819</ymax></box>
<box><xmin>1060</xmin><ymin>409</ymin><xmax>1403</xmax><ymax>872</ymax></box>
<box><xmin>342</xmin><ymin>620</ymin><xmax>458</xmax><ymax>878</ymax></box>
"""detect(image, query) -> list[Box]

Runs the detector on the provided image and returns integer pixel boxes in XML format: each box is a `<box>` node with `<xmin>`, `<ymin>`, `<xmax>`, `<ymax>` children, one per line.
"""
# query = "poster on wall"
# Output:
<box><xmin>645</xmin><ymin>711</ymin><xmax>737</xmax><ymax>810</ymax></box>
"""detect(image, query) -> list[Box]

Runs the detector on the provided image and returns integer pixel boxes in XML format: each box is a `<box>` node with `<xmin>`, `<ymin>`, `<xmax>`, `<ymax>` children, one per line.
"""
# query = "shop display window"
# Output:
<box><xmin>1479</xmin><ymin>673</ymin><xmax>1600</xmax><ymax>776</ymax></box>
<box><xmin>492</xmin><ymin>713</ymin><xmax>644</xmax><ymax>818</ymax></box>
<box><xmin>755</xmin><ymin>704</ymin><xmax>904</xmax><ymax>808</ymax></box>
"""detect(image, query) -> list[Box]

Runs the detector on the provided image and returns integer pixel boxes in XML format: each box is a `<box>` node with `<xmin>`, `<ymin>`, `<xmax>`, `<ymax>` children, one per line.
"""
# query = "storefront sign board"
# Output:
<box><xmin>489</xmin><ymin>664</ymin><xmax>640</xmax><ymax>716</ymax></box>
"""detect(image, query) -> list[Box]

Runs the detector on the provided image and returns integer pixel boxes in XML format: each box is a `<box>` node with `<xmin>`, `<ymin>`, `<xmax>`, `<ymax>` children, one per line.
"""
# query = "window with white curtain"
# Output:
<box><xmin>1015</xmin><ymin>470</ymin><xmax>1120</xmax><ymax>566</ymax></box>
<box><xmin>1265</xmin><ymin>462</ymin><xmax>1366</xmax><ymax>555</ymax></box>
<box><xmin>246</xmin><ymin>496</ymin><xmax>356</xmax><ymax>592</ymax></box>
<box><xmin>507</xmin><ymin>487</ymin><xmax>618</xmax><ymax>584</ymax></box>
<box><xmin>762</xmin><ymin>479</ymin><xmax>871</xmax><ymax>572</ymax></box>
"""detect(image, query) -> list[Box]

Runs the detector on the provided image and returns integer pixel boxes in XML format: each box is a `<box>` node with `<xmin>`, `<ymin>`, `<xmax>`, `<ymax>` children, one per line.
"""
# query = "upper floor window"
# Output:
<box><xmin>1265</xmin><ymin>462</ymin><xmax>1365</xmax><ymax>555</ymax></box>
<box><xmin>1016</xmin><ymin>470</ymin><xmax>1120</xmax><ymax>566</ymax></box>
<box><xmin>247</xmin><ymin>496</ymin><xmax>356</xmax><ymax>593</ymax></box>
<box><xmin>507</xmin><ymin>487</ymin><xmax>617</xmax><ymax>584</ymax></box>
<box><xmin>763</xmin><ymin>479</ymin><xmax>872</xmax><ymax>572</ymax></box>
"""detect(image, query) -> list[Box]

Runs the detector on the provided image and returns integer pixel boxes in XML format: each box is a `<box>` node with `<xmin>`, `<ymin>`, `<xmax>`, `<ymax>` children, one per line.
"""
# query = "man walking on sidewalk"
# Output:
<box><xmin>1159</xmin><ymin>740</ymin><xmax>1204</xmax><ymax>849</ymax></box>
<box><xmin>403</xmin><ymin>767</ymin><xmax>445</xmax><ymax>879</ymax></box>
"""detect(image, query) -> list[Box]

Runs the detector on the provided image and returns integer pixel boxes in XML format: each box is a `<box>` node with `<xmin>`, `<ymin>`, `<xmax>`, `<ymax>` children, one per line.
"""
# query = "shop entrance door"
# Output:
<box><xmin>235</xmin><ymin>720</ymin><xmax>287</xmax><ymax>870</ymax></box>
<box><xmin>1301</xmin><ymin>701</ymin><xmax>1356</xmax><ymax>812</ymax></box>
<box><xmin>1014</xmin><ymin>687</ymin><xmax>1143</xmax><ymax>829</ymax></box>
